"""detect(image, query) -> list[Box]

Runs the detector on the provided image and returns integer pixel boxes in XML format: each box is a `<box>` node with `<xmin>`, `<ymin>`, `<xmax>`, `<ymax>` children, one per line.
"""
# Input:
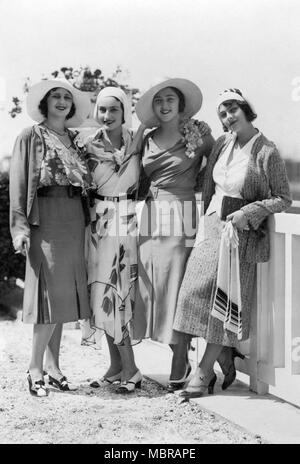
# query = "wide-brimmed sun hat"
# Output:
<box><xmin>26</xmin><ymin>78</ymin><xmax>91</xmax><ymax>127</ymax></box>
<box><xmin>136</xmin><ymin>77</ymin><xmax>203</xmax><ymax>128</ymax></box>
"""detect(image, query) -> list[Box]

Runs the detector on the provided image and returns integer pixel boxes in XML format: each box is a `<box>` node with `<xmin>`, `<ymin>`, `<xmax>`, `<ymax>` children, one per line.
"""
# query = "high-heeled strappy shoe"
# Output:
<box><xmin>48</xmin><ymin>374</ymin><xmax>77</xmax><ymax>391</ymax></box>
<box><xmin>115</xmin><ymin>370</ymin><xmax>143</xmax><ymax>394</ymax></box>
<box><xmin>27</xmin><ymin>372</ymin><xmax>49</xmax><ymax>398</ymax></box>
<box><xmin>166</xmin><ymin>363</ymin><xmax>192</xmax><ymax>393</ymax></box>
<box><xmin>217</xmin><ymin>347</ymin><xmax>245</xmax><ymax>391</ymax></box>
<box><xmin>90</xmin><ymin>371</ymin><xmax>122</xmax><ymax>388</ymax></box>
<box><xmin>179</xmin><ymin>368</ymin><xmax>217</xmax><ymax>399</ymax></box>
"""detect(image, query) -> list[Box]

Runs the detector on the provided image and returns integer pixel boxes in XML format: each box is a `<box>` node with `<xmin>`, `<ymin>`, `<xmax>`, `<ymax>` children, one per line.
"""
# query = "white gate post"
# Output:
<box><xmin>249</xmin><ymin>264</ymin><xmax>269</xmax><ymax>394</ymax></box>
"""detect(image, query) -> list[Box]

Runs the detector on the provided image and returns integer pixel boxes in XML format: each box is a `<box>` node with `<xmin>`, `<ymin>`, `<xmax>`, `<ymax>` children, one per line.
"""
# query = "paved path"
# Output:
<box><xmin>133</xmin><ymin>339</ymin><xmax>300</xmax><ymax>444</ymax></box>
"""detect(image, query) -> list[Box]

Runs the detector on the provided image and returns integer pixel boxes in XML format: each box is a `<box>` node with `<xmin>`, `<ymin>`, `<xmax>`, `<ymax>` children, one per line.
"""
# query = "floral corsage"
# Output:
<box><xmin>180</xmin><ymin>119</ymin><xmax>211</xmax><ymax>159</ymax></box>
<box><xmin>73</xmin><ymin>131</ymin><xmax>90</xmax><ymax>157</ymax></box>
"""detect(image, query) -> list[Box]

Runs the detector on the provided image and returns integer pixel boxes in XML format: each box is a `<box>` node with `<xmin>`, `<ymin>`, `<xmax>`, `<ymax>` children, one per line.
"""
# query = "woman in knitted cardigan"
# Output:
<box><xmin>173</xmin><ymin>88</ymin><xmax>292</xmax><ymax>398</ymax></box>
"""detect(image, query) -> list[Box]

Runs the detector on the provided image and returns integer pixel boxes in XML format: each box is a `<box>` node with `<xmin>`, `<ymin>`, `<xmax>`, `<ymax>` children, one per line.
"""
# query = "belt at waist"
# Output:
<box><xmin>147</xmin><ymin>185</ymin><xmax>194</xmax><ymax>200</ymax></box>
<box><xmin>37</xmin><ymin>185</ymin><xmax>82</xmax><ymax>198</ymax></box>
<box><xmin>90</xmin><ymin>192</ymin><xmax>136</xmax><ymax>202</ymax></box>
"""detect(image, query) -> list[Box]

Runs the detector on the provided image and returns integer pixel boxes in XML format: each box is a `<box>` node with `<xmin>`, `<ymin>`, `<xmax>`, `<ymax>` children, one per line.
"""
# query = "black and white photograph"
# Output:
<box><xmin>0</xmin><ymin>0</ymin><xmax>300</xmax><ymax>448</ymax></box>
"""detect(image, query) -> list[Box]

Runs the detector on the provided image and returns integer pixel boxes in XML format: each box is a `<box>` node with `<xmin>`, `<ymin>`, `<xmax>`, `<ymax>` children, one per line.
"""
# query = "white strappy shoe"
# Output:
<box><xmin>90</xmin><ymin>371</ymin><xmax>122</xmax><ymax>388</ymax></box>
<box><xmin>115</xmin><ymin>370</ymin><xmax>143</xmax><ymax>394</ymax></box>
<box><xmin>27</xmin><ymin>371</ymin><xmax>49</xmax><ymax>397</ymax></box>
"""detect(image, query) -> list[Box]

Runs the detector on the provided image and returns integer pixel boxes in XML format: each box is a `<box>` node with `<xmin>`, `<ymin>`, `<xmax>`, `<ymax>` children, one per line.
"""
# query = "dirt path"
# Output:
<box><xmin>0</xmin><ymin>316</ymin><xmax>262</xmax><ymax>444</ymax></box>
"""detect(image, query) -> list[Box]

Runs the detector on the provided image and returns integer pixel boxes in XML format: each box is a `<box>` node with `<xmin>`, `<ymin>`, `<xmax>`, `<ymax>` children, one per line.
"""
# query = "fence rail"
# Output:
<box><xmin>193</xmin><ymin>213</ymin><xmax>300</xmax><ymax>407</ymax></box>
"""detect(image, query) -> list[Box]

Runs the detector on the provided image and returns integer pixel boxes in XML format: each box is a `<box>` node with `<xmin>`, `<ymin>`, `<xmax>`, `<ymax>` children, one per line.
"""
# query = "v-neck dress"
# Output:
<box><xmin>133</xmin><ymin>134</ymin><xmax>204</xmax><ymax>344</ymax></box>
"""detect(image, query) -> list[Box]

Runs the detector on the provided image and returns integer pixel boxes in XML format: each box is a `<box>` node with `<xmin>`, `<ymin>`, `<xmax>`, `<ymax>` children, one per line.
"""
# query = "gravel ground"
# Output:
<box><xmin>0</xmin><ymin>313</ymin><xmax>263</xmax><ymax>445</ymax></box>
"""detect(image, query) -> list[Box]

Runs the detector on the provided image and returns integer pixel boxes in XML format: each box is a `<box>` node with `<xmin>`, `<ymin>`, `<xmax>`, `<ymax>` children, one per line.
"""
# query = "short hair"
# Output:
<box><xmin>38</xmin><ymin>88</ymin><xmax>76</xmax><ymax>120</ymax></box>
<box><xmin>168</xmin><ymin>87</ymin><xmax>185</xmax><ymax>113</ymax></box>
<box><xmin>112</xmin><ymin>97</ymin><xmax>125</xmax><ymax>124</ymax></box>
<box><xmin>120</xmin><ymin>101</ymin><xmax>125</xmax><ymax>124</ymax></box>
<box><xmin>219</xmin><ymin>99</ymin><xmax>257</xmax><ymax>132</ymax></box>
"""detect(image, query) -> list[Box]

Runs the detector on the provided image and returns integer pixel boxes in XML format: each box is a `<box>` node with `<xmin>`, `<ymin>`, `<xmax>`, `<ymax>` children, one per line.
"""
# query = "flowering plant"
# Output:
<box><xmin>180</xmin><ymin>118</ymin><xmax>211</xmax><ymax>159</ymax></box>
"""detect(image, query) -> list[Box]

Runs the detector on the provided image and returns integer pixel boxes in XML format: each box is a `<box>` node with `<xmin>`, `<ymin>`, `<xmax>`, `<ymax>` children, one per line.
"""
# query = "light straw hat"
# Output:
<box><xmin>26</xmin><ymin>78</ymin><xmax>91</xmax><ymax>127</ymax></box>
<box><xmin>136</xmin><ymin>77</ymin><xmax>203</xmax><ymax>128</ymax></box>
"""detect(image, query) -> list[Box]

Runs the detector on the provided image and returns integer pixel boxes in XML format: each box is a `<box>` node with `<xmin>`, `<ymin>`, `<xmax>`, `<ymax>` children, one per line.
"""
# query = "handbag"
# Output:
<box><xmin>220</xmin><ymin>195</ymin><xmax>249</xmax><ymax>221</ymax></box>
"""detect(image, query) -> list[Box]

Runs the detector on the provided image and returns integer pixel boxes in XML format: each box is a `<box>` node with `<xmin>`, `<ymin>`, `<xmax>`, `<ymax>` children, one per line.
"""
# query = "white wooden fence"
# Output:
<box><xmin>193</xmin><ymin>212</ymin><xmax>300</xmax><ymax>407</ymax></box>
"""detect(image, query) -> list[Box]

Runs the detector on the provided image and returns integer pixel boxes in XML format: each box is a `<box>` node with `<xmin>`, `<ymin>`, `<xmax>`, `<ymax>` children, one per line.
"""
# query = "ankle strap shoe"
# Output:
<box><xmin>90</xmin><ymin>371</ymin><xmax>122</xmax><ymax>388</ymax></box>
<box><xmin>115</xmin><ymin>370</ymin><xmax>143</xmax><ymax>394</ymax></box>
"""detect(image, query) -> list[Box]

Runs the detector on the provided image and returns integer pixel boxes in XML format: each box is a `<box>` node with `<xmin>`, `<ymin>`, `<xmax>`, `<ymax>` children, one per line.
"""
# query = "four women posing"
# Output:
<box><xmin>10</xmin><ymin>77</ymin><xmax>291</xmax><ymax>397</ymax></box>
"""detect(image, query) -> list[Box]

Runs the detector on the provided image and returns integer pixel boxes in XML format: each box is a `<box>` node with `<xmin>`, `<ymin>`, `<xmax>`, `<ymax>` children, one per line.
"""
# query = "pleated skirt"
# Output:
<box><xmin>173</xmin><ymin>213</ymin><xmax>256</xmax><ymax>346</ymax></box>
<box><xmin>23</xmin><ymin>196</ymin><xmax>91</xmax><ymax>324</ymax></box>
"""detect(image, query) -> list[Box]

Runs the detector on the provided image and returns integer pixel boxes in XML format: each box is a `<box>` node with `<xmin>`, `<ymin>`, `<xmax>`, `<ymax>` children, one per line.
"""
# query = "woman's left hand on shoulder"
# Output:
<box><xmin>226</xmin><ymin>210</ymin><xmax>249</xmax><ymax>231</ymax></box>
<box><xmin>199</xmin><ymin>133</ymin><xmax>215</xmax><ymax>158</ymax></box>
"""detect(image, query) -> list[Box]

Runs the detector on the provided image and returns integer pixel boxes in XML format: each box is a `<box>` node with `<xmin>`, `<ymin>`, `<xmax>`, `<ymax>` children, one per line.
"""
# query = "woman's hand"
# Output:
<box><xmin>131</xmin><ymin>123</ymin><xmax>147</xmax><ymax>156</ymax></box>
<box><xmin>13</xmin><ymin>234</ymin><xmax>30</xmax><ymax>256</ymax></box>
<box><xmin>226</xmin><ymin>210</ymin><xmax>249</xmax><ymax>231</ymax></box>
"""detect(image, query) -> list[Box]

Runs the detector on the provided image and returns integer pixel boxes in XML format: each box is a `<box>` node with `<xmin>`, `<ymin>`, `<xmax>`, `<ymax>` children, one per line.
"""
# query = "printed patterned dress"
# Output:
<box><xmin>83</xmin><ymin>128</ymin><xmax>140</xmax><ymax>345</ymax></box>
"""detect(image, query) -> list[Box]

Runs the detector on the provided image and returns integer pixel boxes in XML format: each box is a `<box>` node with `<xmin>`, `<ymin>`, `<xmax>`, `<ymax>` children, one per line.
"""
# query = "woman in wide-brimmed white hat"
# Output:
<box><xmin>132</xmin><ymin>77</ymin><xmax>215</xmax><ymax>392</ymax></box>
<box><xmin>9</xmin><ymin>78</ymin><xmax>92</xmax><ymax>397</ymax></box>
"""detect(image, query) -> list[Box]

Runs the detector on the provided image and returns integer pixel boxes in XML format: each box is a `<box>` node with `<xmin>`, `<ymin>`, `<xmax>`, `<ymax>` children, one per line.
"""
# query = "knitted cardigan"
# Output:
<box><xmin>201</xmin><ymin>133</ymin><xmax>292</xmax><ymax>263</ymax></box>
<box><xmin>9</xmin><ymin>125</ymin><xmax>89</xmax><ymax>242</ymax></box>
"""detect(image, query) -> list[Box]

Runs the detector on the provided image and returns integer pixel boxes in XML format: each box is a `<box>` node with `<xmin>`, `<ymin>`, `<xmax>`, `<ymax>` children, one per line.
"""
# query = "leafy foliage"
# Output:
<box><xmin>0</xmin><ymin>171</ymin><xmax>25</xmax><ymax>295</ymax></box>
<box><xmin>8</xmin><ymin>97</ymin><xmax>22</xmax><ymax>118</ymax></box>
<box><xmin>8</xmin><ymin>66</ymin><xmax>140</xmax><ymax>117</ymax></box>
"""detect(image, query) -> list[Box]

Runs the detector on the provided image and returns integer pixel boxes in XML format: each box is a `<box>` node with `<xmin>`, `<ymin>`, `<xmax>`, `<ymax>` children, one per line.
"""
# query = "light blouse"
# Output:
<box><xmin>206</xmin><ymin>131</ymin><xmax>261</xmax><ymax>217</ymax></box>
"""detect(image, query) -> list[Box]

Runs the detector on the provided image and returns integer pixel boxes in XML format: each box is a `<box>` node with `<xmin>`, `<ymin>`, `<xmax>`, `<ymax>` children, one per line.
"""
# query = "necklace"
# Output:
<box><xmin>44</xmin><ymin>124</ymin><xmax>67</xmax><ymax>136</ymax></box>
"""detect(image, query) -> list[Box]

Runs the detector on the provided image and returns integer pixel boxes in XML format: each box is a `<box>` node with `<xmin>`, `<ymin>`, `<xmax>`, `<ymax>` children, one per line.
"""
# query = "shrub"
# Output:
<box><xmin>0</xmin><ymin>171</ymin><xmax>25</xmax><ymax>295</ymax></box>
